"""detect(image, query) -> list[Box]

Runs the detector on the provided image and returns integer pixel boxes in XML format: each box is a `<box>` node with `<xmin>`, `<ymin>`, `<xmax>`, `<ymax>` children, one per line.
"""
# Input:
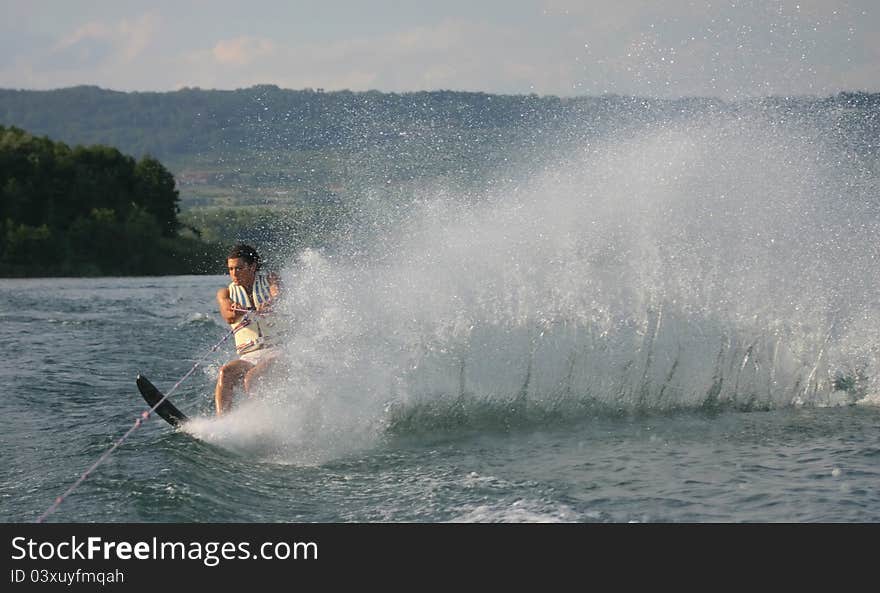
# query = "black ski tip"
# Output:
<box><xmin>135</xmin><ymin>374</ymin><xmax>189</xmax><ymax>427</ymax></box>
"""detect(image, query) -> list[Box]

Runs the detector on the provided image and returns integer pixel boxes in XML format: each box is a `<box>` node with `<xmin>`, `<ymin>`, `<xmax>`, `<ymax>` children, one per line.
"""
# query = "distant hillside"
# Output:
<box><xmin>0</xmin><ymin>85</ymin><xmax>712</xmax><ymax>159</ymax></box>
<box><xmin>1</xmin><ymin>86</ymin><xmax>878</xmax><ymax>208</ymax></box>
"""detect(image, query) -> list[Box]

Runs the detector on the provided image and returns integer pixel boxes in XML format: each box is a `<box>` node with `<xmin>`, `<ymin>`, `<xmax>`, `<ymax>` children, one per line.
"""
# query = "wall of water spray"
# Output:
<box><xmin>189</xmin><ymin>103</ymin><xmax>880</xmax><ymax>459</ymax></box>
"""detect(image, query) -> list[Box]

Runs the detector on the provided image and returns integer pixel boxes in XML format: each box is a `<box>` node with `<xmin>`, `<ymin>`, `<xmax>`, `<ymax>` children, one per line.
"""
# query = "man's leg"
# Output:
<box><xmin>243</xmin><ymin>356</ymin><xmax>278</xmax><ymax>396</ymax></box>
<box><xmin>215</xmin><ymin>359</ymin><xmax>254</xmax><ymax>415</ymax></box>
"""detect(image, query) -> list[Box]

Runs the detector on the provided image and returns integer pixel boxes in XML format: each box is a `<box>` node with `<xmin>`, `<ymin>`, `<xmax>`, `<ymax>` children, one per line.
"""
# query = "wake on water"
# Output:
<box><xmin>184</xmin><ymin>108</ymin><xmax>880</xmax><ymax>464</ymax></box>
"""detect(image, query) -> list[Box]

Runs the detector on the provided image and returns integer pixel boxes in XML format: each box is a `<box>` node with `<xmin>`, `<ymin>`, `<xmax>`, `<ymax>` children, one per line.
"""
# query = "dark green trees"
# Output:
<box><xmin>0</xmin><ymin>125</ymin><xmax>214</xmax><ymax>276</ymax></box>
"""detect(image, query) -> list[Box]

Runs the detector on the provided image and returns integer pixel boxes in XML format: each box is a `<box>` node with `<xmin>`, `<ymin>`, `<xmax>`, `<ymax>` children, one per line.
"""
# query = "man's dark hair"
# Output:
<box><xmin>227</xmin><ymin>243</ymin><xmax>260</xmax><ymax>269</ymax></box>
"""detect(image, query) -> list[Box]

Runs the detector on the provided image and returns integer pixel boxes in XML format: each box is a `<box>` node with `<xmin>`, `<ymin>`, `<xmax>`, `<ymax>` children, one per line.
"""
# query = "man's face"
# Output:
<box><xmin>227</xmin><ymin>257</ymin><xmax>257</xmax><ymax>286</ymax></box>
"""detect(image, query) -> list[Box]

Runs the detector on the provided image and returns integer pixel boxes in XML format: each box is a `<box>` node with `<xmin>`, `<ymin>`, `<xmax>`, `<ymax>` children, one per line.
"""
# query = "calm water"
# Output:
<box><xmin>1</xmin><ymin>276</ymin><xmax>878</xmax><ymax>523</ymax></box>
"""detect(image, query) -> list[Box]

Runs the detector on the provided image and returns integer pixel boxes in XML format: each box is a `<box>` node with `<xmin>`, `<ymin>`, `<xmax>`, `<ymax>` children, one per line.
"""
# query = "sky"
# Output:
<box><xmin>1</xmin><ymin>0</ymin><xmax>877</xmax><ymax>100</ymax></box>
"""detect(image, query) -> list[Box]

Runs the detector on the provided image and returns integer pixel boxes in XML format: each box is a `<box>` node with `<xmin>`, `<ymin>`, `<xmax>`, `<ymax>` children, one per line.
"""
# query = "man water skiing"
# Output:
<box><xmin>214</xmin><ymin>243</ymin><xmax>282</xmax><ymax>415</ymax></box>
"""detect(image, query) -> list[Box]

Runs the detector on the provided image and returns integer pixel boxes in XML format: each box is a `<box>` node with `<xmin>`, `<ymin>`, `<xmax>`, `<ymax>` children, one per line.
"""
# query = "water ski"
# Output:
<box><xmin>136</xmin><ymin>374</ymin><xmax>189</xmax><ymax>427</ymax></box>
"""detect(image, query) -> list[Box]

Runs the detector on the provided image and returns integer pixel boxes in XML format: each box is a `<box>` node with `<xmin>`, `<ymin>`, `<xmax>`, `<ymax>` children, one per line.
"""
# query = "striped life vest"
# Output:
<box><xmin>228</xmin><ymin>274</ymin><xmax>276</xmax><ymax>355</ymax></box>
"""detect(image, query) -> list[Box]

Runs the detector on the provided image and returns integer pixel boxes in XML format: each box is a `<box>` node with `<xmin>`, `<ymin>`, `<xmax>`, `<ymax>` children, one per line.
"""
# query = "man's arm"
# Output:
<box><xmin>216</xmin><ymin>287</ymin><xmax>240</xmax><ymax>324</ymax></box>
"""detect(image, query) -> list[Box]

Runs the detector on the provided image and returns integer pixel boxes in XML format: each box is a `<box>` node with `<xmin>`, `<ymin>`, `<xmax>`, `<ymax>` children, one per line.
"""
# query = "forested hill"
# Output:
<box><xmin>1</xmin><ymin>86</ymin><xmax>878</xmax><ymax>209</ymax></box>
<box><xmin>2</xmin><ymin>86</ymin><xmax>878</xmax><ymax>160</ymax></box>
<box><xmin>0</xmin><ymin>85</ymin><xmax>728</xmax><ymax>161</ymax></box>
<box><xmin>0</xmin><ymin>125</ymin><xmax>221</xmax><ymax>276</ymax></box>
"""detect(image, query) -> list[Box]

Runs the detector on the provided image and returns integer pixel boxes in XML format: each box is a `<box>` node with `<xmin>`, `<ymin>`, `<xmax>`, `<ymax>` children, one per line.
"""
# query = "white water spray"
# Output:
<box><xmin>189</xmin><ymin>107</ymin><xmax>880</xmax><ymax>461</ymax></box>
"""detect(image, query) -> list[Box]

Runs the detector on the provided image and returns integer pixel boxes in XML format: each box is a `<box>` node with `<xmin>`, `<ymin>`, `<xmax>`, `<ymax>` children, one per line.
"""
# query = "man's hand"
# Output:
<box><xmin>268</xmin><ymin>272</ymin><xmax>282</xmax><ymax>299</ymax></box>
<box><xmin>217</xmin><ymin>287</ymin><xmax>241</xmax><ymax>324</ymax></box>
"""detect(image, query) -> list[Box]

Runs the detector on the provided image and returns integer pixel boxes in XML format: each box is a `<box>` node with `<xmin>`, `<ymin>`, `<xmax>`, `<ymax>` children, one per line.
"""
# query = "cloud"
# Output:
<box><xmin>0</xmin><ymin>12</ymin><xmax>166</xmax><ymax>90</ymax></box>
<box><xmin>53</xmin><ymin>13</ymin><xmax>159</xmax><ymax>65</ymax></box>
<box><xmin>179</xmin><ymin>18</ymin><xmax>577</xmax><ymax>94</ymax></box>
<box><xmin>211</xmin><ymin>37</ymin><xmax>276</xmax><ymax>66</ymax></box>
<box><xmin>1</xmin><ymin>2</ymin><xmax>876</xmax><ymax>97</ymax></box>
